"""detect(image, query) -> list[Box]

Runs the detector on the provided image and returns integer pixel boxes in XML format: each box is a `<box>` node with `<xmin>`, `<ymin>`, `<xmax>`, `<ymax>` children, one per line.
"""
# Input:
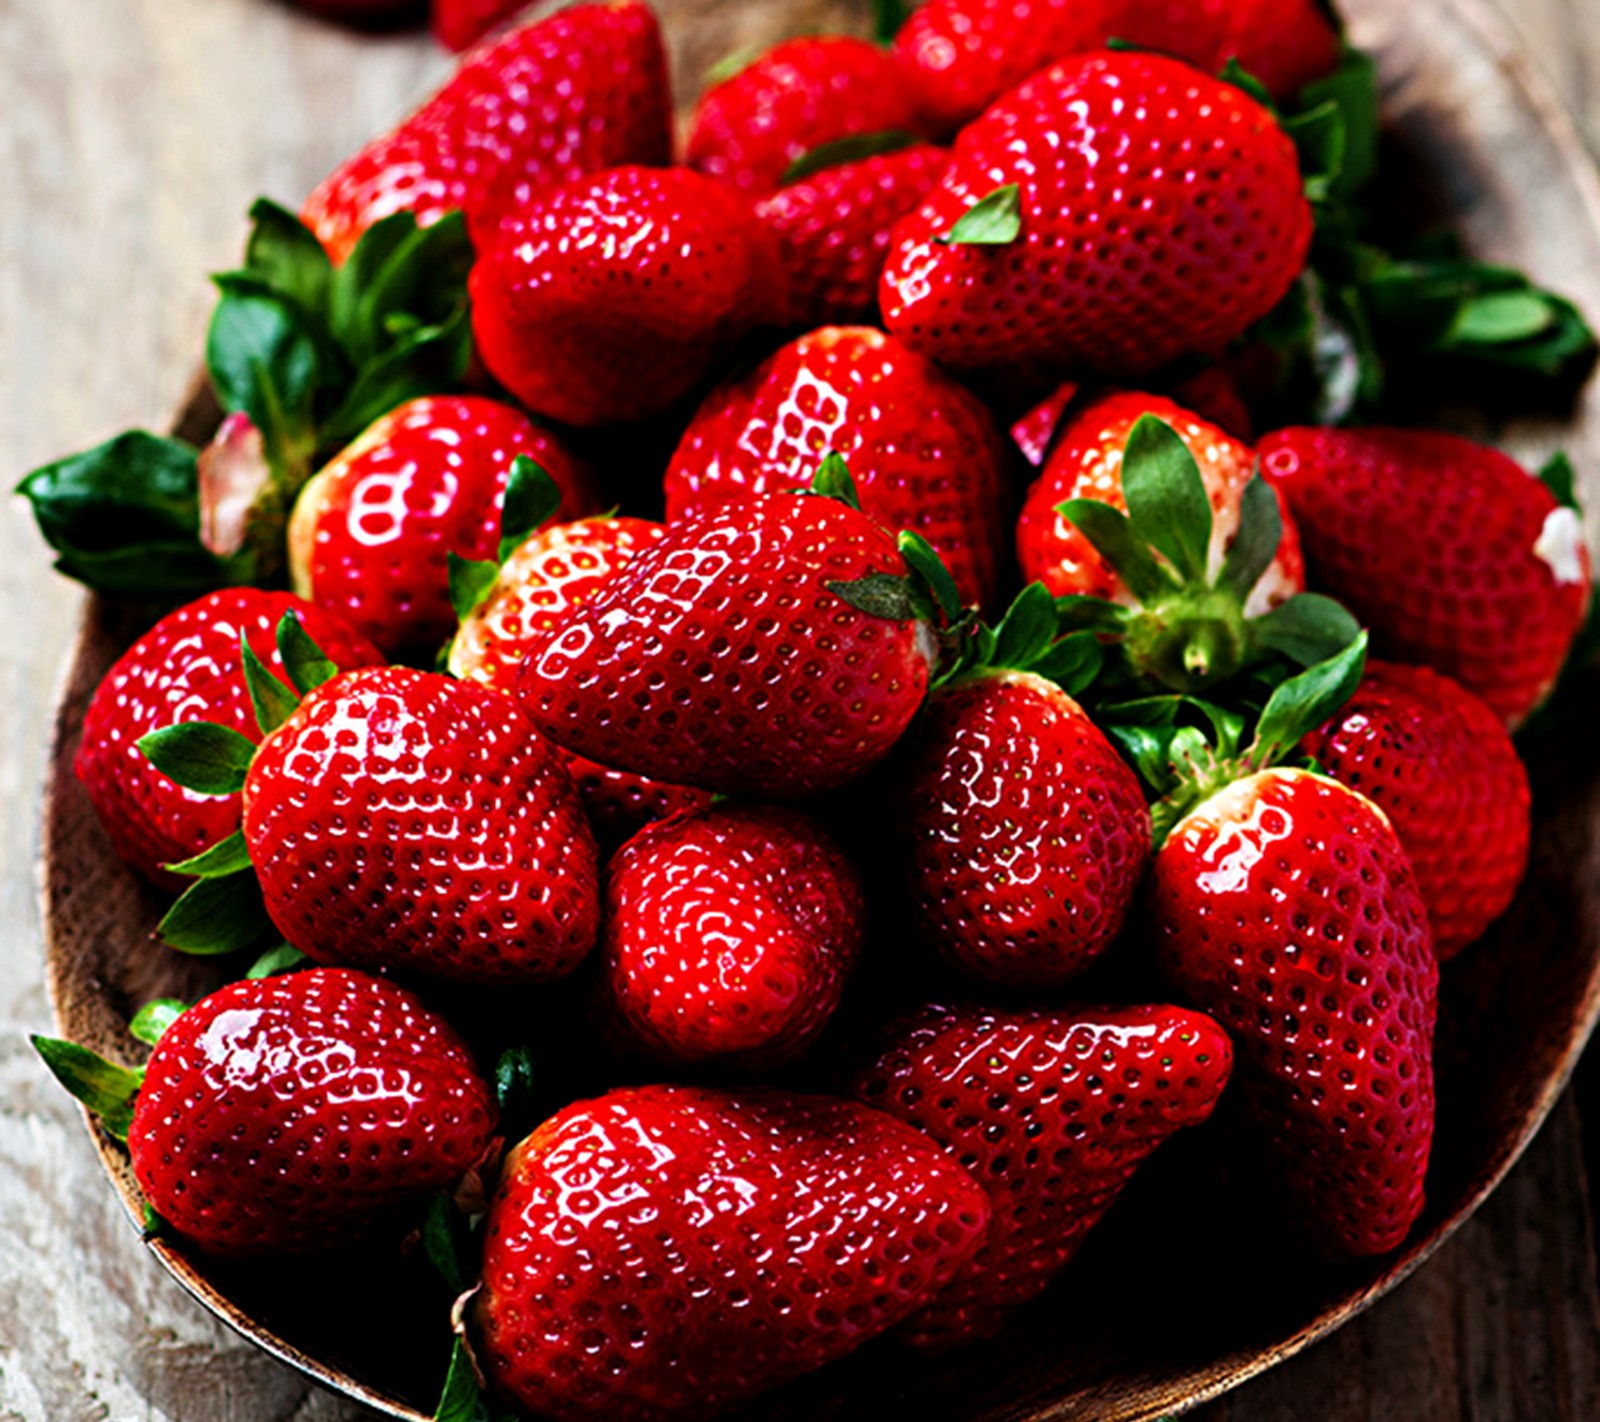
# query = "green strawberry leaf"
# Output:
<box><xmin>165</xmin><ymin>828</ymin><xmax>253</xmax><ymax>879</ymax></box>
<box><xmin>1250</xmin><ymin>592</ymin><xmax>1362</xmax><ymax>667</ymax></box>
<box><xmin>826</xmin><ymin>571</ymin><xmax>922</xmax><ymax>622</ymax></box>
<box><xmin>423</xmin><ymin>1193</ymin><xmax>472</xmax><ymax>1295</ymax></box>
<box><xmin>1247</xmin><ymin>629</ymin><xmax>1368</xmax><ymax>765</ymax></box>
<box><xmin>938</xmin><ymin>184</ymin><xmax>1022</xmax><ymax>246</ymax></box>
<box><xmin>331</xmin><ymin>210</ymin><xmax>473</xmax><ymax>368</ymax></box>
<box><xmin>435</xmin><ymin>1337</ymin><xmax>483</xmax><ymax>1422</ymax></box>
<box><xmin>128</xmin><ymin>999</ymin><xmax>187</xmax><ymax>1047</ymax></box>
<box><xmin>810</xmin><ymin>451</ymin><xmax>862</xmax><ymax>510</ymax></box>
<box><xmin>1217</xmin><ymin>58</ymin><xmax>1273</xmax><ymax>109</ymax></box>
<box><xmin>1283</xmin><ymin>99</ymin><xmax>1345</xmax><ymax>205</ymax></box>
<box><xmin>1120</xmin><ymin>415</ymin><xmax>1213</xmax><ymax>584</ymax></box>
<box><xmin>1054</xmin><ymin>499</ymin><xmax>1172</xmax><ymax>604</ymax></box>
<box><xmin>1215</xmin><ymin>472</ymin><xmax>1284</xmax><ymax>598</ymax></box>
<box><xmin>16</xmin><ymin>431</ymin><xmax>252</xmax><ymax>599</ymax></box>
<box><xmin>498</xmin><ymin>455</ymin><xmax>562</xmax><ymax>562</ymax></box>
<box><xmin>871</xmin><ymin>0</ymin><xmax>909</xmax><ymax>44</ymax></box>
<box><xmin>277</xmin><ymin>611</ymin><xmax>341</xmax><ymax>696</ymax></box>
<box><xmin>990</xmin><ymin>581</ymin><xmax>1060</xmax><ymax>670</ymax></box>
<box><xmin>245</xmin><ymin>942</ymin><xmax>307</xmax><ymax>979</ymax></box>
<box><xmin>1297</xmin><ymin>47</ymin><xmax>1378</xmax><ymax>198</ymax></box>
<box><xmin>137</xmin><ymin>722</ymin><xmax>257</xmax><ymax>795</ymax></box>
<box><xmin>703</xmin><ymin>44</ymin><xmax>764</xmax><ymax>88</ymax></box>
<box><xmin>141</xmin><ymin>1204</ymin><xmax>171</xmax><ymax>1240</ymax></box>
<box><xmin>242</xmin><ymin>196</ymin><xmax>334</xmax><ymax>315</ymax></box>
<box><xmin>1029</xmin><ymin>631</ymin><xmax>1104</xmax><ymax>695</ymax></box>
<box><xmin>158</xmin><ymin>870</ymin><xmax>276</xmax><ymax>956</ymax></box>
<box><xmin>495</xmin><ymin>1045</ymin><xmax>541</xmax><ymax>1140</ymax></box>
<box><xmin>1054</xmin><ymin>594</ymin><xmax>1134</xmax><ymax>635</ymax></box>
<box><xmin>1539</xmin><ymin>452</ymin><xmax>1580</xmax><ymax>510</ymax></box>
<box><xmin>780</xmin><ymin>129</ymin><xmax>920</xmax><ymax>185</ymax></box>
<box><xmin>32</xmin><ymin>1036</ymin><xmax>142</xmax><ymax>1140</ymax></box>
<box><xmin>449</xmin><ymin>552</ymin><xmax>502</xmax><ymax>624</ymax></box>
<box><xmin>240</xmin><ymin>631</ymin><xmax>301</xmax><ymax>736</ymax></box>
<box><xmin>898</xmin><ymin>530</ymin><xmax>965</xmax><ymax>622</ymax></box>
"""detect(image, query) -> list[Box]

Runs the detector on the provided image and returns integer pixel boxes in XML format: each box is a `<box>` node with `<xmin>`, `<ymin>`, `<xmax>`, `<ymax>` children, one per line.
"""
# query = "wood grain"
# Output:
<box><xmin>5</xmin><ymin>1</ymin><xmax>1600</xmax><ymax>1420</ymax></box>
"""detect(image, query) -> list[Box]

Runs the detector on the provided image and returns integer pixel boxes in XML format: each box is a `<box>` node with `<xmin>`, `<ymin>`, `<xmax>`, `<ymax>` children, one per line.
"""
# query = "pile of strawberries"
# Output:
<box><xmin>21</xmin><ymin>0</ymin><xmax>1600</xmax><ymax>1417</ymax></box>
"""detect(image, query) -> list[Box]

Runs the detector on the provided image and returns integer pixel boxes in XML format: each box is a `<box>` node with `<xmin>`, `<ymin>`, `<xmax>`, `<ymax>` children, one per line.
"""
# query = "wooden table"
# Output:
<box><xmin>2</xmin><ymin>1</ymin><xmax>1598</xmax><ymax>1418</ymax></box>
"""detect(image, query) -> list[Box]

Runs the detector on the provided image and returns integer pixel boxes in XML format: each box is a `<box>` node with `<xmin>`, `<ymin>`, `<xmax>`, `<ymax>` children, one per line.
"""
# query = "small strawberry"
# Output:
<box><xmin>893</xmin><ymin>0</ymin><xmax>1339</xmax><ymax>135</ymax></box>
<box><xmin>1145</xmin><ymin>638</ymin><xmax>1439</xmax><ymax>1258</ymax></box>
<box><xmin>894</xmin><ymin>663</ymin><xmax>1151</xmax><ymax>986</ymax></box>
<box><xmin>471</xmin><ymin>165</ymin><xmax>785</xmax><ymax>427</ymax></box>
<box><xmin>880</xmin><ymin>51</ymin><xmax>1312</xmax><ymax>385</ymax></box>
<box><xmin>287</xmin><ymin>395</ymin><xmax>597</xmax><ymax>658</ymax></box>
<box><xmin>599</xmin><ymin>804</ymin><xmax>864</xmax><ymax>1066</ymax></box>
<box><xmin>431</xmin><ymin>0</ymin><xmax>532</xmax><ymax>51</ymax></box>
<box><xmin>74</xmin><ymin>589</ymin><xmax>382</xmax><ymax>886</ymax></box>
<box><xmin>35</xmin><ymin>968</ymin><xmax>497</xmax><ymax>1256</ymax></box>
<box><xmin>516</xmin><ymin>466</ymin><xmax>938</xmax><ymax>797</ymax></box>
<box><xmin>850</xmin><ymin>1002</ymin><xmax>1232</xmax><ymax>1348</ymax></box>
<box><xmin>665</xmin><ymin>327</ymin><xmax>1012</xmax><ymax>611</ymax></box>
<box><xmin>241</xmin><ymin>666</ymin><xmax>600</xmax><ymax>983</ymax></box>
<box><xmin>686</xmin><ymin>37</ymin><xmax>930</xmax><ymax>196</ymax></box>
<box><xmin>1302</xmin><ymin>660</ymin><xmax>1531</xmax><ymax>958</ymax></box>
<box><xmin>302</xmin><ymin>0</ymin><xmax>671</xmax><ymax>261</ymax></box>
<box><xmin>753</xmin><ymin>142</ymin><xmax>948</xmax><ymax>327</ymax></box>
<box><xmin>473</xmin><ymin>1085</ymin><xmax>991</xmax><ymax>1419</ymax></box>
<box><xmin>1259</xmin><ymin>426</ymin><xmax>1593</xmax><ymax>727</ymax></box>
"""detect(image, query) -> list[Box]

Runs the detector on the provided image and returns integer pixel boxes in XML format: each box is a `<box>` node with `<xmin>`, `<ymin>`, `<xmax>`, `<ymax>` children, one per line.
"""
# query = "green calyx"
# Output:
<box><xmin>447</xmin><ymin>454</ymin><xmax>564</xmax><ymax>627</ymax></box>
<box><xmin>1055</xmin><ymin>414</ymin><xmax>1361</xmax><ymax>696</ymax></box>
<box><xmin>779</xmin><ymin>129</ymin><xmax>920</xmax><ymax>186</ymax></box>
<box><xmin>18</xmin><ymin>197</ymin><xmax>473</xmax><ymax>602</ymax></box>
<box><xmin>938</xmin><ymin>184</ymin><xmax>1022</xmax><ymax>247</ymax></box>
<box><xmin>33</xmin><ymin>1036</ymin><xmax>146</xmax><ymax>1141</ymax></box>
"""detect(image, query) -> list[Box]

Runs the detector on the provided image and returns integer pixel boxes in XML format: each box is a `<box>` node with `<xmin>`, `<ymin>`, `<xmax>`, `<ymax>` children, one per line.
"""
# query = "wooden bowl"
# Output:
<box><xmin>39</xmin><ymin>0</ymin><xmax>1600</xmax><ymax>1416</ymax></box>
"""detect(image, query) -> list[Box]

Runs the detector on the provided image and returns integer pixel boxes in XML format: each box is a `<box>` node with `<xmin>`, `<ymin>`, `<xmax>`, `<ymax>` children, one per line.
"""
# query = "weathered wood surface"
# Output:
<box><xmin>3</xmin><ymin>0</ymin><xmax>1600</xmax><ymax>1419</ymax></box>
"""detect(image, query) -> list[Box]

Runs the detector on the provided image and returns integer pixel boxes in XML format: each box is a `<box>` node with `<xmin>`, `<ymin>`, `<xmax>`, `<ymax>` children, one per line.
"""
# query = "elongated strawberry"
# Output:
<box><xmin>302</xmin><ymin>0</ymin><xmax>671</xmax><ymax>261</ymax></box>
<box><xmin>517</xmin><ymin>468</ymin><xmax>938</xmax><ymax>797</ymax></box>
<box><xmin>1259</xmin><ymin>426</ymin><xmax>1593</xmax><ymax>727</ymax></box>
<box><xmin>287</xmin><ymin>395</ymin><xmax>596</xmax><ymax>658</ymax></box>
<box><xmin>686</xmin><ymin>37</ymin><xmax>930</xmax><ymax>196</ymax></box>
<box><xmin>893</xmin><ymin>0</ymin><xmax>1339</xmax><ymax>135</ymax></box>
<box><xmin>881</xmin><ymin>51</ymin><xmax>1312</xmax><ymax>384</ymax></box>
<box><xmin>36</xmin><ymin>969</ymin><xmax>497</xmax><ymax>1256</ymax></box>
<box><xmin>473</xmin><ymin>1085</ymin><xmax>991</xmax><ymax>1419</ymax></box>
<box><xmin>1302</xmin><ymin>660</ymin><xmax>1531</xmax><ymax>958</ymax></box>
<box><xmin>242</xmin><ymin>666</ymin><xmax>600</xmax><ymax>983</ymax></box>
<box><xmin>1144</xmin><ymin>638</ymin><xmax>1438</xmax><ymax>1258</ymax></box>
<box><xmin>665</xmin><ymin>327</ymin><xmax>1012</xmax><ymax>610</ymax></box>
<box><xmin>74</xmin><ymin>589</ymin><xmax>382</xmax><ymax>886</ymax></box>
<box><xmin>754</xmin><ymin>142</ymin><xmax>948</xmax><ymax>327</ymax></box>
<box><xmin>851</xmin><ymin>1003</ymin><xmax>1232</xmax><ymax>1347</ymax></box>
<box><xmin>471</xmin><ymin>165</ymin><xmax>784</xmax><ymax>427</ymax></box>
<box><xmin>600</xmin><ymin>804</ymin><xmax>864</xmax><ymax>1066</ymax></box>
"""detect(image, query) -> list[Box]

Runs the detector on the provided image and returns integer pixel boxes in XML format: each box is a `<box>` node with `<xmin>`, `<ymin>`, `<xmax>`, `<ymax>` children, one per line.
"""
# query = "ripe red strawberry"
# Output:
<box><xmin>74</xmin><ymin>589</ymin><xmax>382</xmax><ymax>886</ymax></box>
<box><xmin>432</xmin><ymin>0</ymin><xmax>531</xmax><ymax>51</ymax></box>
<box><xmin>600</xmin><ymin>804</ymin><xmax>864</xmax><ymax>1066</ymax></box>
<box><xmin>1152</xmin><ymin>765</ymin><xmax>1437</xmax><ymax>1257</ymax></box>
<box><xmin>665</xmin><ymin>327</ymin><xmax>1012</xmax><ymax>610</ymax></box>
<box><xmin>851</xmin><ymin>1002</ymin><xmax>1232</xmax><ymax>1348</ymax></box>
<box><xmin>243</xmin><ymin>666</ymin><xmax>600</xmax><ymax>983</ymax></box>
<box><xmin>1259</xmin><ymin>426</ymin><xmax>1593</xmax><ymax>727</ymax></box>
<box><xmin>893</xmin><ymin>0</ymin><xmax>1339</xmax><ymax>135</ymax></box>
<box><xmin>1017</xmin><ymin>391</ymin><xmax>1302</xmax><ymax>607</ymax></box>
<box><xmin>880</xmin><ymin>51</ymin><xmax>1312</xmax><ymax>384</ymax></box>
<box><xmin>516</xmin><ymin>486</ymin><xmax>936</xmax><ymax>797</ymax></box>
<box><xmin>753</xmin><ymin>143</ymin><xmax>948</xmax><ymax>327</ymax></box>
<box><xmin>447</xmin><ymin>515</ymin><xmax>712</xmax><ymax>847</ymax></box>
<box><xmin>473</xmin><ymin>1085</ymin><xmax>991</xmax><ymax>1419</ymax></box>
<box><xmin>129</xmin><ymin>969</ymin><xmax>496</xmax><ymax>1255</ymax></box>
<box><xmin>895</xmin><ymin>671</ymin><xmax>1151</xmax><ymax>986</ymax></box>
<box><xmin>471</xmin><ymin>166</ymin><xmax>785</xmax><ymax>427</ymax></box>
<box><xmin>302</xmin><ymin>0</ymin><xmax>671</xmax><ymax>261</ymax></box>
<box><xmin>686</xmin><ymin>37</ymin><xmax>930</xmax><ymax>196</ymax></box>
<box><xmin>1302</xmin><ymin>660</ymin><xmax>1531</xmax><ymax>958</ymax></box>
<box><xmin>287</xmin><ymin>395</ymin><xmax>597</xmax><ymax>659</ymax></box>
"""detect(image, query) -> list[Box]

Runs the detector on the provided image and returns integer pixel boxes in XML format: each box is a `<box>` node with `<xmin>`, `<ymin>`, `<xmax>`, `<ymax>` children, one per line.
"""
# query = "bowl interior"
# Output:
<box><xmin>40</xmin><ymin>0</ymin><xmax>1600</xmax><ymax>1417</ymax></box>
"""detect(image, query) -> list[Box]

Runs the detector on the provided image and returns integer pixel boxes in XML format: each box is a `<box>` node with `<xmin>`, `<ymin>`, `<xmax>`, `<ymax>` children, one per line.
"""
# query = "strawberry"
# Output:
<box><xmin>472</xmin><ymin>1085</ymin><xmax>991</xmax><ymax>1419</ymax></box>
<box><xmin>287</xmin><ymin>395</ymin><xmax>597</xmax><ymax>659</ymax></box>
<box><xmin>664</xmin><ymin>327</ymin><xmax>1012</xmax><ymax>611</ymax></box>
<box><xmin>36</xmin><ymin>969</ymin><xmax>498</xmax><ymax>1256</ymax></box>
<box><xmin>686</xmin><ymin>37</ymin><xmax>930</xmax><ymax>196</ymax></box>
<box><xmin>1144</xmin><ymin>640</ymin><xmax>1438</xmax><ymax>1258</ymax></box>
<box><xmin>1258</xmin><ymin>426</ymin><xmax>1593</xmax><ymax>727</ymax></box>
<box><xmin>599</xmin><ymin>804</ymin><xmax>864</xmax><ymax>1066</ymax></box>
<box><xmin>850</xmin><ymin>1002</ymin><xmax>1232</xmax><ymax>1348</ymax></box>
<box><xmin>431</xmin><ymin>0</ymin><xmax>532</xmax><ymax>51</ymax></box>
<box><xmin>893</xmin><ymin>0</ymin><xmax>1339</xmax><ymax>136</ymax></box>
<box><xmin>516</xmin><ymin>472</ymin><xmax>937</xmax><ymax>797</ymax></box>
<box><xmin>470</xmin><ymin>165</ymin><xmax>785</xmax><ymax>427</ymax></box>
<box><xmin>301</xmin><ymin>0</ymin><xmax>671</xmax><ymax>261</ymax></box>
<box><xmin>753</xmin><ymin>142</ymin><xmax>948</xmax><ymax>327</ymax></box>
<box><xmin>1301</xmin><ymin>660</ymin><xmax>1531</xmax><ymax>959</ymax></box>
<box><xmin>240</xmin><ymin>666</ymin><xmax>600</xmax><ymax>983</ymax></box>
<box><xmin>894</xmin><ymin>668</ymin><xmax>1151</xmax><ymax>986</ymax></box>
<box><xmin>447</xmin><ymin>513</ymin><xmax>713</xmax><ymax>847</ymax></box>
<box><xmin>880</xmin><ymin>51</ymin><xmax>1312</xmax><ymax>386</ymax></box>
<box><xmin>74</xmin><ymin>589</ymin><xmax>382</xmax><ymax>886</ymax></box>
